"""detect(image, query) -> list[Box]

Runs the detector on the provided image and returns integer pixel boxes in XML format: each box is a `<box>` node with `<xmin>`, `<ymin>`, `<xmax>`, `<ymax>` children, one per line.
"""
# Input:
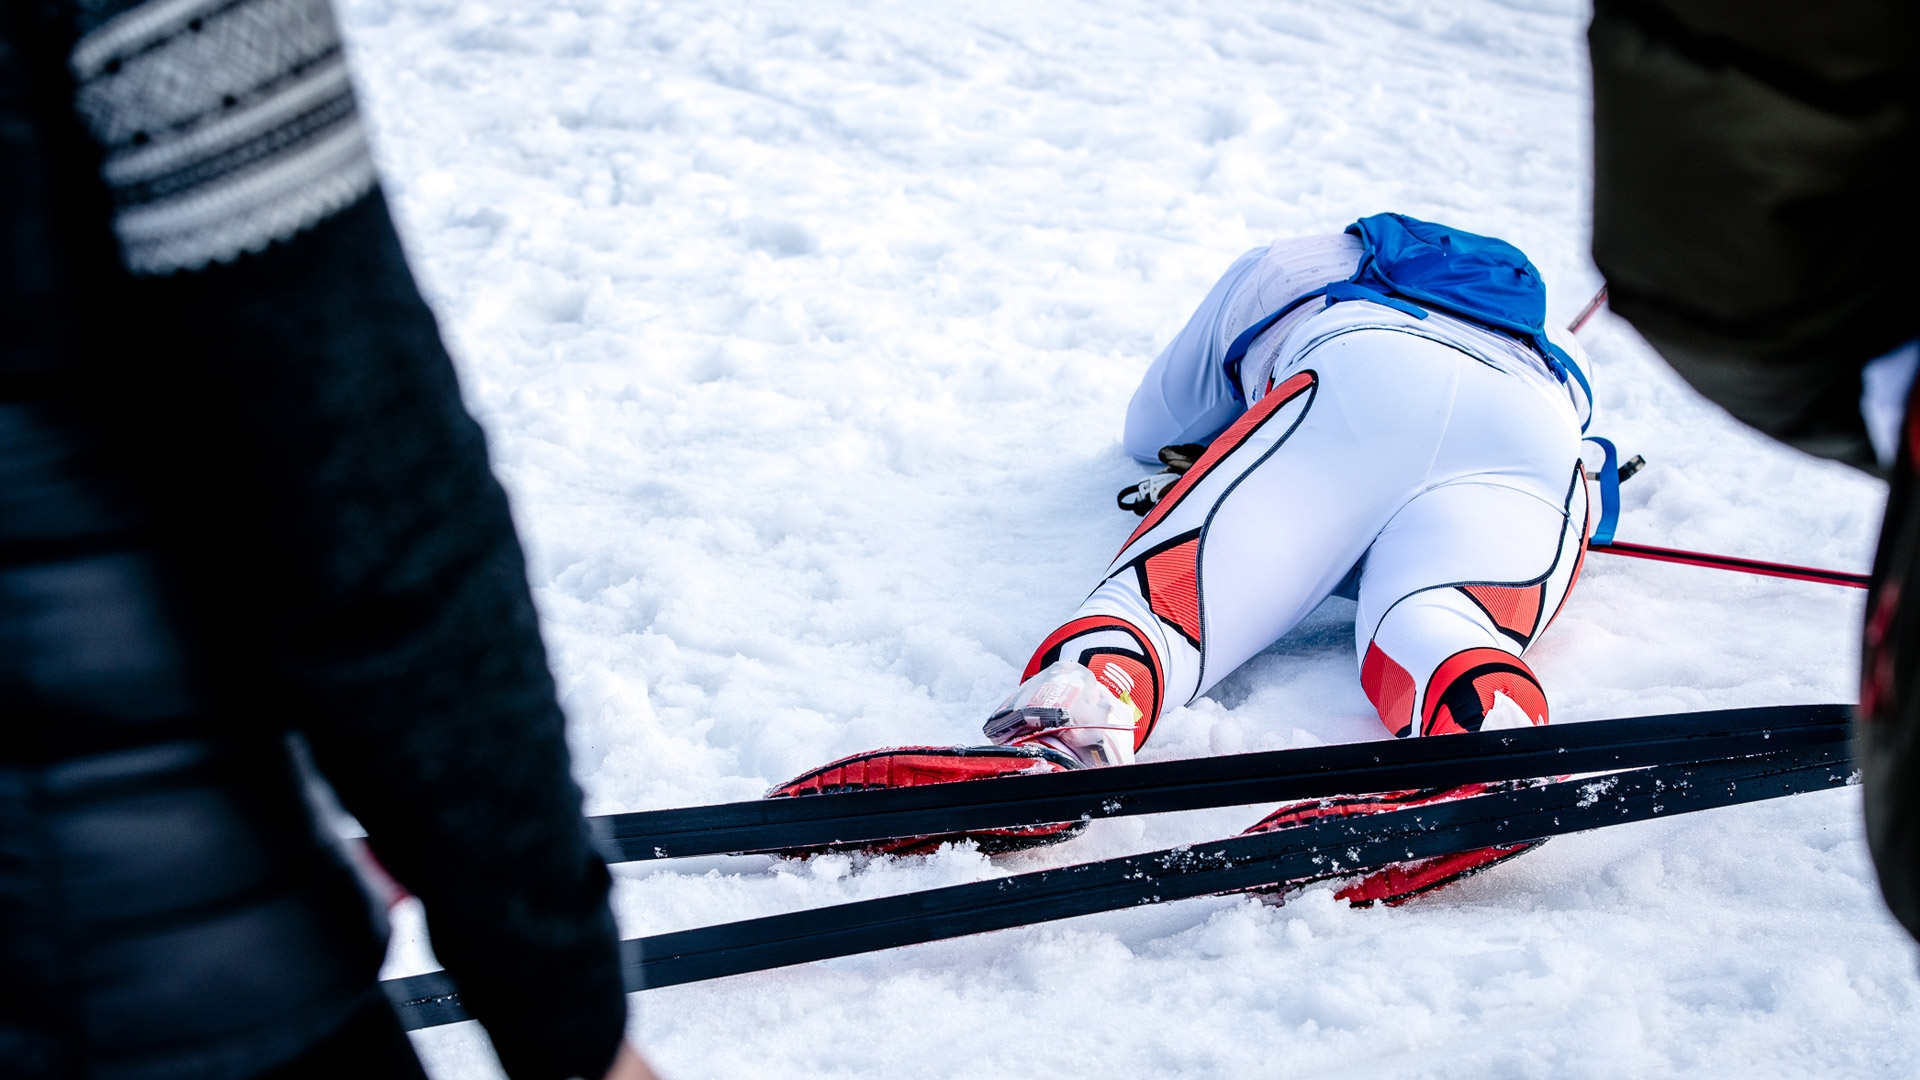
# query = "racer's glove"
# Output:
<box><xmin>1116</xmin><ymin>443</ymin><xmax>1207</xmax><ymax>516</ymax></box>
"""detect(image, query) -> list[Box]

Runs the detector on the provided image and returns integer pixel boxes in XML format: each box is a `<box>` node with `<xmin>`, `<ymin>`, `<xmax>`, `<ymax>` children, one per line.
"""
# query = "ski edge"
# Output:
<box><xmin>600</xmin><ymin>704</ymin><xmax>1849</xmax><ymax>861</ymax></box>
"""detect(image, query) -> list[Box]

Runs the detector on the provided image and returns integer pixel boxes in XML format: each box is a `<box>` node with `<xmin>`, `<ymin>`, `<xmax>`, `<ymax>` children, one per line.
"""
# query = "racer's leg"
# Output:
<box><xmin>765</xmin><ymin>341</ymin><xmax>1443</xmax><ymax>852</ymax></box>
<box><xmin>1284</xmin><ymin>470</ymin><xmax>1587</xmax><ymax>904</ymax></box>
<box><xmin>1357</xmin><ymin>473</ymin><xmax>1590</xmax><ymax>737</ymax></box>
<box><xmin>1277</xmin><ymin>358</ymin><xmax>1588</xmax><ymax>904</ymax></box>
<box><xmin>1021</xmin><ymin>331</ymin><xmax>1479</xmax><ymax>758</ymax></box>
<box><xmin>1355</xmin><ymin>357</ymin><xmax>1590</xmax><ymax>738</ymax></box>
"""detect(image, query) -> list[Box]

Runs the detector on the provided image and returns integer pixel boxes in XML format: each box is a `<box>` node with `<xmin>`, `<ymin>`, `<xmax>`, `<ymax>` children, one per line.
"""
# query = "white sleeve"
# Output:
<box><xmin>1123</xmin><ymin>236</ymin><xmax>1364</xmax><ymax>464</ymax></box>
<box><xmin>1121</xmin><ymin>247</ymin><xmax>1264</xmax><ymax>464</ymax></box>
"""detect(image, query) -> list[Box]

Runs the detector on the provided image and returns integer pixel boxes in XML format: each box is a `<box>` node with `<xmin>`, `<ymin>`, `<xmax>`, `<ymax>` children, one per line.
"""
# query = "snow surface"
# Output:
<box><xmin>332</xmin><ymin>0</ymin><xmax>1920</xmax><ymax>1075</ymax></box>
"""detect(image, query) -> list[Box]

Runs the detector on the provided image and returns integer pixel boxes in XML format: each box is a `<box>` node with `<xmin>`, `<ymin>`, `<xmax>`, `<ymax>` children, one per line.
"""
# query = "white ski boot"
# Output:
<box><xmin>982</xmin><ymin>659</ymin><xmax>1142</xmax><ymax>768</ymax></box>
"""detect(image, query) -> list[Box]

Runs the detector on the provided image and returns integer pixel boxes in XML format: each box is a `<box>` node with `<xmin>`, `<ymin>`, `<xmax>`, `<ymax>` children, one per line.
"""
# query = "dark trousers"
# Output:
<box><xmin>259</xmin><ymin>992</ymin><xmax>428</xmax><ymax>1080</ymax></box>
<box><xmin>1862</xmin><ymin>386</ymin><xmax>1920</xmax><ymax>939</ymax></box>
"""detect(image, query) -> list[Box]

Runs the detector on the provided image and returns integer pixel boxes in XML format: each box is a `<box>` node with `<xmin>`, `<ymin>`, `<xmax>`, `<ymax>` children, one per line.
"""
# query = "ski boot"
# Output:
<box><xmin>980</xmin><ymin>659</ymin><xmax>1141</xmax><ymax>769</ymax></box>
<box><xmin>762</xmin><ymin>661</ymin><xmax>1139</xmax><ymax>857</ymax></box>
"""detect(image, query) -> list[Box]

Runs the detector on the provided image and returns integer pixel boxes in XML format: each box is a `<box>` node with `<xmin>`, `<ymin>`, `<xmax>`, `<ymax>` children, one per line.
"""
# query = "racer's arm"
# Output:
<box><xmin>1125</xmin><ymin>235</ymin><xmax>1365</xmax><ymax>463</ymax></box>
<box><xmin>1123</xmin><ymin>248</ymin><xmax>1264</xmax><ymax>463</ymax></box>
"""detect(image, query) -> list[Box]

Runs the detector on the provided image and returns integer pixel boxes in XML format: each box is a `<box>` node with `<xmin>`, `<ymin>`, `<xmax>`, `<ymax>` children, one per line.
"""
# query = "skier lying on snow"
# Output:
<box><xmin>771</xmin><ymin>214</ymin><xmax>1599</xmax><ymax>905</ymax></box>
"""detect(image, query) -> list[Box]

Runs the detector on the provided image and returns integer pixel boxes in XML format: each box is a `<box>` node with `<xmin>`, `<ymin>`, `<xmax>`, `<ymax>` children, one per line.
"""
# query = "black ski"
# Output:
<box><xmin>595</xmin><ymin>704</ymin><xmax>1847</xmax><ymax>862</ymax></box>
<box><xmin>385</xmin><ymin>738</ymin><xmax>1853</xmax><ymax>1030</ymax></box>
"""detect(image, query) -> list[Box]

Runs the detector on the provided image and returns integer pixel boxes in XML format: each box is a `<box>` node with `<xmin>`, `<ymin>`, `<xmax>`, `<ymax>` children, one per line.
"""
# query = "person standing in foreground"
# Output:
<box><xmin>0</xmin><ymin>1</ymin><xmax>654</xmax><ymax>1077</ymax></box>
<box><xmin>1587</xmin><ymin>0</ymin><xmax>1919</xmax><ymax>934</ymax></box>
<box><xmin>773</xmin><ymin>215</ymin><xmax>1601</xmax><ymax>905</ymax></box>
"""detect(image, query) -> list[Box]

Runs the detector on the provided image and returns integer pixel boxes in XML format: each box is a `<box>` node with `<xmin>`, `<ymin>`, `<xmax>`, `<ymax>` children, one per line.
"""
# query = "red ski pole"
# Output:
<box><xmin>1568</xmin><ymin>284</ymin><xmax>1608</xmax><ymax>334</ymax></box>
<box><xmin>1588</xmin><ymin>539</ymin><xmax>1869</xmax><ymax>589</ymax></box>
<box><xmin>1562</xmin><ymin>286</ymin><xmax>1867</xmax><ymax>589</ymax></box>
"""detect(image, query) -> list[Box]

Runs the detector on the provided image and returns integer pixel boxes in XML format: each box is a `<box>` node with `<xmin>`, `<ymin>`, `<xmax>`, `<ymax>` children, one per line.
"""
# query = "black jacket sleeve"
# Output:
<box><xmin>1588</xmin><ymin>0</ymin><xmax>1917</xmax><ymax>468</ymax></box>
<box><xmin>7</xmin><ymin>0</ymin><xmax>630</xmax><ymax>1074</ymax></box>
<box><xmin>133</xmin><ymin>193</ymin><xmax>630</xmax><ymax>1080</ymax></box>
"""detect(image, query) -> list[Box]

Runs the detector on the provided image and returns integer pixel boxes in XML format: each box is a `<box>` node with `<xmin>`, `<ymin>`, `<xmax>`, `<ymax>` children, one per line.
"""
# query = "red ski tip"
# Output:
<box><xmin>764</xmin><ymin>744</ymin><xmax>1085</xmax><ymax>857</ymax></box>
<box><xmin>1335</xmin><ymin>841</ymin><xmax>1542</xmax><ymax>907</ymax></box>
<box><xmin>1242</xmin><ymin>781</ymin><xmax>1550</xmax><ymax>905</ymax></box>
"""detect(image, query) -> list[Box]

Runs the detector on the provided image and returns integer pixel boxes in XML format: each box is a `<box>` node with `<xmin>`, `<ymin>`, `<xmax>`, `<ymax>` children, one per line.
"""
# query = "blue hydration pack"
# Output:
<box><xmin>1219</xmin><ymin>212</ymin><xmax>1612</xmax><ymax>540</ymax></box>
<box><xmin>1222</xmin><ymin>213</ymin><xmax>1592</xmax><ymax>424</ymax></box>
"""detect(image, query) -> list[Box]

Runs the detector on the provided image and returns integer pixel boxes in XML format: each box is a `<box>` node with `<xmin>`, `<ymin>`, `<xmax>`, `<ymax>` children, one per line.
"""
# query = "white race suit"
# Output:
<box><xmin>1026</xmin><ymin>233</ymin><xmax>1596</xmax><ymax>745</ymax></box>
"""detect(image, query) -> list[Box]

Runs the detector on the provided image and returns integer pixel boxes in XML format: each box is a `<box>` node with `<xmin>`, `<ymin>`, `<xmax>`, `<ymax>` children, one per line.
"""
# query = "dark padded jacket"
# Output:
<box><xmin>0</xmin><ymin>2</ymin><xmax>625</xmax><ymax>1078</ymax></box>
<box><xmin>1589</xmin><ymin>0</ymin><xmax>1920</xmax><ymax>937</ymax></box>
<box><xmin>1590</xmin><ymin>0</ymin><xmax>1915</xmax><ymax>468</ymax></box>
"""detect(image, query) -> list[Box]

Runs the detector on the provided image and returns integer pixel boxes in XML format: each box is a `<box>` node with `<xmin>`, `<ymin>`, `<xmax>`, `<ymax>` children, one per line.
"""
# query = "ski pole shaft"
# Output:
<box><xmin>1568</xmin><ymin>285</ymin><xmax>1608</xmax><ymax>334</ymax></box>
<box><xmin>1560</xmin><ymin>285</ymin><xmax>1863</xmax><ymax>591</ymax></box>
<box><xmin>1589</xmin><ymin>539</ymin><xmax>1869</xmax><ymax>589</ymax></box>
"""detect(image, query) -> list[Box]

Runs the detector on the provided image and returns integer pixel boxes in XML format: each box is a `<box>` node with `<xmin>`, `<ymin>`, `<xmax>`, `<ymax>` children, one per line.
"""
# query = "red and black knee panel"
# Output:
<box><xmin>1421</xmin><ymin>647</ymin><xmax>1548</xmax><ymax>736</ymax></box>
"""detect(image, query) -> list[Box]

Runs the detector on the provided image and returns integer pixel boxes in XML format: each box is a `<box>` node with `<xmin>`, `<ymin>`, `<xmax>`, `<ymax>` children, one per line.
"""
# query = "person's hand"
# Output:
<box><xmin>602</xmin><ymin>1040</ymin><xmax>661</xmax><ymax>1080</ymax></box>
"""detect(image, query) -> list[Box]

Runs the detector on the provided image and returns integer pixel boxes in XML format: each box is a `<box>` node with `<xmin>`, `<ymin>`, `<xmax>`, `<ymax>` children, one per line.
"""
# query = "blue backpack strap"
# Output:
<box><xmin>1584</xmin><ymin>436</ymin><xmax>1621</xmax><ymax>545</ymax></box>
<box><xmin>1322</xmin><ymin>280</ymin><xmax>1427</xmax><ymax>320</ymax></box>
<box><xmin>1545</xmin><ymin>340</ymin><xmax>1593</xmax><ymax>433</ymax></box>
<box><xmin>1219</xmin><ymin>288</ymin><xmax>1327</xmax><ymax>404</ymax></box>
